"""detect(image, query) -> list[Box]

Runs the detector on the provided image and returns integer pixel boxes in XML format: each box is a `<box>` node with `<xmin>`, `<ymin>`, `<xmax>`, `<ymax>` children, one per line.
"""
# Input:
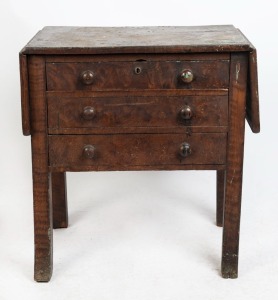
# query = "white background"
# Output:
<box><xmin>0</xmin><ymin>0</ymin><xmax>277</xmax><ymax>299</ymax></box>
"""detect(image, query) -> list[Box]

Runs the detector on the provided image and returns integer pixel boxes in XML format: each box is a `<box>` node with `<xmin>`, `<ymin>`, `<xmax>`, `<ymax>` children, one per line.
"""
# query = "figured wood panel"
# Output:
<box><xmin>48</xmin><ymin>95</ymin><xmax>228</xmax><ymax>131</ymax></box>
<box><xmin>49</xmin><ymin>133</ymin><xmax>227</xmax><ymax>168</ymax></box>
<box><xmin>46</xmin><ymin>60</ymin><xmax>229</xmax><ymax>91</ymax></box>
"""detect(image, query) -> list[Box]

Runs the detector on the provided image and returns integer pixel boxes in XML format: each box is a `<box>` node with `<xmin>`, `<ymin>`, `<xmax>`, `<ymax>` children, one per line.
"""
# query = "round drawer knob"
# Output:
<box><xmin>83</xmin><ymin>145</ymin><xmax>95</xmax><ymax>159</ymax></box>
<box><xmin>181</xmin><ymin>69</ymin><xmax>194</xmax><ymax>83</ymax></box>
<box><xmin>179</xmin><ymin>142</ymin><xmax>191</xmax><ymax>158</ymax></box>
<box><xmin>82</xmin><ymin>106</ymin><xmax>95</xmax><ymax>120</ymax></box>
<box><xmin>81</xmin><ymin>70</ymin><xmax>94</xmax><ymax>85</ymax></box>
<box><xmin>180</xmin><ymin>105</ymin><xmax>193</xmax><ymax>120</ymax></box>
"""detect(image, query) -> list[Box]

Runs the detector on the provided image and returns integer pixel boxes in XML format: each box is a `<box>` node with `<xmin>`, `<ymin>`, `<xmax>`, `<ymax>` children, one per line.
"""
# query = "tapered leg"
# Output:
<box><xmin>216</xmin><ymin>170</ymin><xmax>225</xmax><ymax>227</ymax></box>
<box><xmin>52</xmin><ymin>172</ymin><xmax>68</xmax><ymax>229</ymax></box>
<box><xmin>221</xmin><ymin>53</ymin><xmax>247</xmax><ymax>278</ymax></box>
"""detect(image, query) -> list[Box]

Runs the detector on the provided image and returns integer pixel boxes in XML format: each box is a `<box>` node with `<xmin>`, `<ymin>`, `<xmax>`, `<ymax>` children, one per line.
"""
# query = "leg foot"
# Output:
<box><xmin>221</xmin><ymin>253</ymin><xmax>238</xmax><ymax>278</ymax></box>
<box><xmin>33</xmin><ymin>172</ymin><xmax>53</xmax><ymax>282</ymax></box>
<box><xmin>35</xmin><ymin>256</ymin><xmax>53</xmax><ymax>282</ymax></box>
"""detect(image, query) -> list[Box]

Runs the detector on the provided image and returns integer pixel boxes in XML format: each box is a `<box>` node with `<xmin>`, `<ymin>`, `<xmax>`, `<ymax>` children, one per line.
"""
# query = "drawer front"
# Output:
<box><xmin>46</xmin><ymin>60</ymin><xmax>229</xmax><ymax>91</ymax></box>
<box><xmin>48</xmin><ymin>95</ymin><xmax>228</xmax><ymax>130</ymax></box>
<box><xmin>49</xmin><ymin>133</ymin><xmax>227</xmax><ymax>168</ymax></box>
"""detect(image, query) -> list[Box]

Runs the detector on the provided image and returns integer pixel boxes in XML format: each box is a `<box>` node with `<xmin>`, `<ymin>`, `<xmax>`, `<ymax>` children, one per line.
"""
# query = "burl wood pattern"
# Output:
<box><xmin>48</xmin><ymin>133</ymin><xmax>227</xmax><ymax>170</ymax></box>
<box><xmin>20</xmin><ymin>26</ymin><xmax>260</xmax><ymax>281</ymax></box>
<box><xmin>46</xmin><ymin>60</ymin><xmax>229</xmax><ymax>91</ymax></box>
<box><xmin>47</xmin><ymin>95</ymin><xmax>228</xmax><ymax>131</ymax></box>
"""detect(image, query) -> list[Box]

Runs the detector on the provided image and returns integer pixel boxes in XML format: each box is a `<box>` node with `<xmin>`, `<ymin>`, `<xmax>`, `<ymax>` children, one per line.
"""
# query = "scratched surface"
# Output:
<box><xmin>21</xmin><ymin>25</ymin><xmax>254</xmax><ymax>54</ymax></box>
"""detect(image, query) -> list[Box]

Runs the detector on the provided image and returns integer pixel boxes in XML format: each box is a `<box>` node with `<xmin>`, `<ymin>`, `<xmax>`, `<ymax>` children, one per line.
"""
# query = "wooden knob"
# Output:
<box><xmin>179</xmin><ymin>143</ymin><xmax>191</xmax><ymax>158</ymax></box>
<box><xmin>83</xmin><ymin>145</ymin><xmax>95</xmax><ymax>159</ymax></box>
<box><xmin>180</xmin><ymin>105</ymin><xmax>193</xmax><ymax>120</ymax></box>
<box><xmin>181</xmin><ymin>69</ymin><xmax>194</xmax><ymax>83</ymax></box>
<box><xmin>81</xmin><ymin>70</ymin><xmax>94</xmax><ymax>85</ymax></box>
<box><xmin>82</xmin><ymin>106</ymin><xmax>95</xmax><ymax>120</ymax></box>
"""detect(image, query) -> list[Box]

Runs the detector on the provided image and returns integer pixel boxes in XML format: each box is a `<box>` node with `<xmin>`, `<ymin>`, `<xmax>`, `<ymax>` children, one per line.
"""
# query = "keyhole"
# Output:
<box><xmin>135</xmin><ymin>67</ymin><xmax>142</xmax><ymax>74</ymax></box>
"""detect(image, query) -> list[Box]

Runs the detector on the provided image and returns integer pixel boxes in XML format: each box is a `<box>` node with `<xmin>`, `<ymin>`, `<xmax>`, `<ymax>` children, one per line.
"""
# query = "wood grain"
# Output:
<box><xmin>246</xmin><ymin>49</ymin><xmax>260</xmax><ymax>133</ymax></box>
<box><xmin>19</xmin><ymin>53</ymin><xmax>31</xmax><ymax>135</ymax></box>
<box><xmin>216</xmin><ymin>170</ymin><xmax>225</xmax><ymax>227</ymax></box>
<box><xmin>46</xmin><ymin>60</ymin><xmax>229</xmax><ymax>91</ymax></box>
<box><xmin>52</xmin><ymin>172</ymin><xmax>68</xmax><ymax>229</ymax></box>
<box><xmin>45</xmin><ymin>53</ymin><xmax>230</xmax><ymax>63</ymax></box>
<box><xmin>19</xmin><ymin>26</ymin><xmax>260</xmax><ymax>280</ymax></box>
<box><xmin>48</xmin><ymin>133</ymin><xmax>227</xmax><ymax>169</ymax></box>
<box><xmin>47</xmin><ymin>95</ymin><xmax>228</xmax><ymax>131</ymax></box>
<box><xmin>221</xmin><ymin>53</ymin><xmax>248</xmax><ymax>278</ymax></box>
<box><xmin>29</xmin><ymin>56</ymin><xmax>53</xmax><ymax>282</ymax></box>
<box><xmin>21</xmin><ymin>26</ymin><xmax>253</xmax><ymax>55</ymax></box>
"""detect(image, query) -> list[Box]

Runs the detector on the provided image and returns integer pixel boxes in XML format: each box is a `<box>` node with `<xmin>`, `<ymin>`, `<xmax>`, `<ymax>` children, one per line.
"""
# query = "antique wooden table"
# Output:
<box><xmin>20</xmin><ymin>25</ymin><xmax>260</xmax><ymax>281</ymax></box>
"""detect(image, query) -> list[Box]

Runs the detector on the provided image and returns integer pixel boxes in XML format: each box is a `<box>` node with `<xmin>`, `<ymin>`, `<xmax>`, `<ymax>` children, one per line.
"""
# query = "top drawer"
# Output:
<box><xmin>46</xmin><ymin>60</ymin><xmax>229</xmax><ymax>91</ymax></box>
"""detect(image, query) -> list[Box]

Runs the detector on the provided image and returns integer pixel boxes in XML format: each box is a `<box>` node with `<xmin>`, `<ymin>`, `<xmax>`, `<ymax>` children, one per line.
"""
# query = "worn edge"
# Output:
<box><xmin>246</xmin><ymin>48</ymin><xmax>260</xmax><ymax>133</ymax></box>
<box><xmin>236</xmin><ymin>29</ymin><xmax>260</xmax><ymax>133</ymax></box>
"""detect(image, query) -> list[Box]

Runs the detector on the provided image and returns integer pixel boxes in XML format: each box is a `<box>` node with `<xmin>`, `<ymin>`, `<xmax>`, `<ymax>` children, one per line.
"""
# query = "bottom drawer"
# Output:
<box><xmin>49</xmin><ymin>133</ymin><xmax>226</xmax><ymax>168</ymax></box>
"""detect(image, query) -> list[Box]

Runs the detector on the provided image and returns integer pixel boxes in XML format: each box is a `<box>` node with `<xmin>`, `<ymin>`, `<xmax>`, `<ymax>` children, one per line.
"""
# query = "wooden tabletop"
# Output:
<box><xmin>21</xmin><ymin>25</ymin><xmax>254</xmax><ymax>55</ymax></box>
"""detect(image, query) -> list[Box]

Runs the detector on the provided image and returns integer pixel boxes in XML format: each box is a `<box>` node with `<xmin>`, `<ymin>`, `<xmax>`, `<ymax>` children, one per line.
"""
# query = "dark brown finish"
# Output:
<box><xmin>246</xmin><ymin>49</ymin><xmax>260</xmax><ymax>133</ymax></box>
<box><xmin>21</xmin><ymin>26</ymin><xmax>255</xmax><ymax>55</ymax></box>
<box><xmin>28</xmin><ymin>56</ymin><xmax>53</xmax><ymax>282</ymax></box>
<box><xmin>45</xmin><ymin>53</ymin><xmax>230</xmax><ymax>62</ymax></box>
<box><xmin>221</xmin><ymin>53</ymin><xmax>248</xmax><ymax>278</ymax></box>
<box><xmin>19</xmin><ymin>54</ymin><xmax>31</xmax><ymax>136</ymax></box>
<box><xmin>52</xmin><ymin>172</ymin><xmax>68</xmax><ymax>229</ymax></box>
<box><xmin>81</xmin><ymin>106</ymin><xmax>96</xmax><ymax>120</ymax></box>
<box><xmin>50</xmin><ymin>163</ymin><xmax>225</xmax><ymax>173</ymax></box>
<box><xmin>216</xmin><ymin>170</ymin><xmax>225</xmax><ymax>227</ymax></box>
<box><xmin>48</xmin><ymin>133</ymin><xmax>227</xmax><ymax>169</ymax></box>
<box><xmin>83</xmin><ymin>145</ymin><xmax>96</xmax><ymax>159</ymax></box>
<box><xmin>48</xmin><ymin>126</ymin><xmax>228</xmax><ymax>135</ymax></box>
<box><xmin>81</xmin><ymin>70</ymin><xmax>94</xmax><ymax>85</ymax></box>
<box><xmin>20</xmin><ymin>26</ymin><xmax>260</xmax><ymax>281</ymax></box>
<box><xmin>46</xmin><ymin>60</ymin><xmax>229</xmax><ymax>91</ymax></box>
<box><xmin>47</xmin><ymin>95</ymin><xmax>228</xmax><ymax>132</ymax></box>
<box><xmin>180</xmin><ymin>105</ymin><xmax>193</xmax><ymax>120</ymax></box>
<box><xmin>179</xmin><ymin>142</ymin><xmax>191</xmax><ymax>158</ymax></box>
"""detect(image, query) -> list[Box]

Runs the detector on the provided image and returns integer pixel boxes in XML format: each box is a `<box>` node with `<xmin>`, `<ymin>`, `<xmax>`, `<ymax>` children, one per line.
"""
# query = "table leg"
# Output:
<box><xmin>216</xmin><ymin>170</ymin><xmax>225</xmax><ymax>227</ymax></box>
<box><xmin>33</xmin><ymin>171</ymin><xmax>53</xmax><ymax>282</ymax></box>
<box><xmin>52</xmin><ymin>172</ymin><xmax>68</xmax><ymax>229</ymax></box>
<box><xmin>29</xmin><ymin>56</ymin><xmax>53</xmax><ymax>282</ymax></box>
<box><xmin>221</xmin><ymin>53</ymin><xmax>247</xmax><ymax>278</ymax></box>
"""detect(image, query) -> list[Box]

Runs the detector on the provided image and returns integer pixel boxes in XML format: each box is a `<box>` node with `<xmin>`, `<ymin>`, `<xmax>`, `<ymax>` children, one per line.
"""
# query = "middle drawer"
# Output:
<box><xmin>48</xmin><ymin>95</ymin><xmax>228</xmax><ymax>131</ymax></box>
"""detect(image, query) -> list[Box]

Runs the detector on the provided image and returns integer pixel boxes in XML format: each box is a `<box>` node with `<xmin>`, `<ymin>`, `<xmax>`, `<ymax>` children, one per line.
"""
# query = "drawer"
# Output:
<box><xmin>49</xmin><ymin>133</ymin><xmax>227</xmax><ymax>168</ymax></box>
<box><xmin>46</xmin><ymin>60</ymin><xmax>229</xmax><ymax>91</ymax></box>
<box><xmin>48</xmin><ymin>95</ymin><xmax>228</xmax><ymax>131</ymax></box>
